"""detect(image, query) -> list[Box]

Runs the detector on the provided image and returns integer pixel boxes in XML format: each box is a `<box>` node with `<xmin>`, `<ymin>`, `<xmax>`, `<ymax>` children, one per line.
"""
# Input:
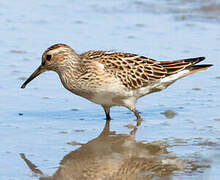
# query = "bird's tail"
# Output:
<box><xmin>159</xmin><ymin>57</ymin><xmax>213</xmax><ymax>76</ymax></box>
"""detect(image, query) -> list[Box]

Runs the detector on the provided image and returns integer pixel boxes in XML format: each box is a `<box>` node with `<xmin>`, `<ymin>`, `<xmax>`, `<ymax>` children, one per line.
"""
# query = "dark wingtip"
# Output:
<box><xmin>191</xmin><ymin>64</ymin><xmax>213</xmax><ymax>69</ymax></box>
<box><xmin>184</xmin><ymin>57</ymin><xmax>206</xmax><ymax>64</ymax></box>
<box><xmin>197</xmin><ymin>56</ymin><xmax>206</xmax><ymax>60</ymax></box>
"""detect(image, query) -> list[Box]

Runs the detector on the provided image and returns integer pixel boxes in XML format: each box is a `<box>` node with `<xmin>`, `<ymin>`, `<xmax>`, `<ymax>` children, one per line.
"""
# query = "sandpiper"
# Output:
<box><xmin>21</xmin><ymin>44</ymin><xmax>212</xmax><ymax>120</ymax></box>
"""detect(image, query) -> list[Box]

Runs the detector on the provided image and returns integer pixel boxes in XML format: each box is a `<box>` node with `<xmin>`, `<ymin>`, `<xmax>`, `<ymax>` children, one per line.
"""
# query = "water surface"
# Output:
<box><xmin>0</xmin><ymin>0</ymin><xmax>220</xmax><ymax>179</ymax></box>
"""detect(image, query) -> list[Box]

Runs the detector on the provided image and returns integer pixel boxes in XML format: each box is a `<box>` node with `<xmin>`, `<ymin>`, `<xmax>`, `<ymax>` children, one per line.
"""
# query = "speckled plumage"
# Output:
<box><xmin>21</xmin><ymin>44</ymin><xmax>212</xmax><ymax>120</ymax></box>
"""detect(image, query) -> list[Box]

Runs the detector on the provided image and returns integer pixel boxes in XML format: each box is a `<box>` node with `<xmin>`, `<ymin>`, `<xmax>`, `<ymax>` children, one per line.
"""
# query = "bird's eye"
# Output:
<box><xmin>46</xmin><ymin>54</ymin><xmax>52</xmax><ymax>61</ymax></box>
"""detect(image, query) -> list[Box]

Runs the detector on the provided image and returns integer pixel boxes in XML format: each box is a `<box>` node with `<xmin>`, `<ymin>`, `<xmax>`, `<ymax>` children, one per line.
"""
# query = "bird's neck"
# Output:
<box><xmin>54</xmin><ymin>53</ymin><xmax>81</xmax><ymax>75</ymax></box>
<box><xmin>55</xmin><ymin>58</ymin><xmax>83</xmax><ymax>91</ymax></box>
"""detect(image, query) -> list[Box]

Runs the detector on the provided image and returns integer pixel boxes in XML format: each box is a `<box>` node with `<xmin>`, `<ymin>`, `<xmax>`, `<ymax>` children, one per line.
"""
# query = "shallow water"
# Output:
<box><xmin>1</xmin><ymin>0</ymin><xmax>220</xmax><ymax>179</ymax></box>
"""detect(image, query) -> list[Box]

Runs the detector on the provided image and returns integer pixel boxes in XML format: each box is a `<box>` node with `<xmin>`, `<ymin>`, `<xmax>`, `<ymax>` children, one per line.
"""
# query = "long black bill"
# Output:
<box><xmin>21</xmin><ymin>65</ymin><xmax>46</xmax><ymax>88</ymax></box>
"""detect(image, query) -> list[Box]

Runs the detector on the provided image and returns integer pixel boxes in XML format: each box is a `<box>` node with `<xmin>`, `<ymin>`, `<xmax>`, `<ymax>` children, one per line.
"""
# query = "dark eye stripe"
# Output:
<box><xmin>46</xmin><ymin>54</ymin><xmax>52</xmax><ymax>61</ymax></box>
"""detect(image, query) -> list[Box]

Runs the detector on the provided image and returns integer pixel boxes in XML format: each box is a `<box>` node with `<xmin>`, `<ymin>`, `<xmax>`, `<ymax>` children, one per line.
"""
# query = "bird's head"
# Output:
<box><xmin>21</xmin><ymin>43</ymin><xmax>78</xmax><ymax>88</ymax></box>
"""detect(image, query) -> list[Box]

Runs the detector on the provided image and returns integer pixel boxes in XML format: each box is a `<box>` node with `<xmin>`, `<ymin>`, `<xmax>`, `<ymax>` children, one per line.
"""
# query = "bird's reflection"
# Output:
<box><xmin>21</xmin><ymin>120</ymin><xmax>193</xmax><ymax>180</ymax></box>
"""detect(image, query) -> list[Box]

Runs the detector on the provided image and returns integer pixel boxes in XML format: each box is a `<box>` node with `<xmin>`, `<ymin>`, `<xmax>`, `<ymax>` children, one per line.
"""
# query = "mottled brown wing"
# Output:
<box><xmin>158</xmin><ymin>57</ymin><xmax>206</xmax><ymax>75</ymax></box>
<box><xmin>81</xmin><ymin>51</ymin><xmax>167</xmax><ymax>89</ymax></box>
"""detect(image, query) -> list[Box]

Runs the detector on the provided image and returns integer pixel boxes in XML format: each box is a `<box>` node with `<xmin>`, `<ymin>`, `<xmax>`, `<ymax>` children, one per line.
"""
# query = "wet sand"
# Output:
<box><xmin>1</xmin><ymin>0</ymin><xmax>220</xmax><ymax>179</ymax></box>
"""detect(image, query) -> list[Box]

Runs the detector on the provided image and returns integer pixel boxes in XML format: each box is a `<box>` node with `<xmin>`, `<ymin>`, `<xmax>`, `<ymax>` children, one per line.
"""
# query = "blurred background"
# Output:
<box><xmin>1</xmin><ymin>0</ymin><xmax>220</xmax><ymax>179</ymax></box>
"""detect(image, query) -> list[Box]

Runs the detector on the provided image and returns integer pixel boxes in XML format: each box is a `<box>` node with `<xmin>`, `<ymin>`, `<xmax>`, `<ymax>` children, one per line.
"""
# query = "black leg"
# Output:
<box><xmin>131</xmin><ymin>109</ymin><xmax>143</xmax><ymax>126</ymax></box>
<box><xmin>102</xmin><ymin>106</ymin><xmax>111</xmax><ymax>120</ymax></box>
<box><xmin>133</xmin><ymin>110</ymin><xmax>142</xmax><ymax>120</ymax></box>
<box><xmin>106</xmin><ymin>113</ymin><xmax>111</xmax><ymax>120</ymax></box>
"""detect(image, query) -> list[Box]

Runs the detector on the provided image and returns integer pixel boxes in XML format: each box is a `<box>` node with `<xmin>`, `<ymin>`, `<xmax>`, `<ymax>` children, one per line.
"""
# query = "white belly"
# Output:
<box><xmin>89</xmin><ymin>86</ymin><xmax>133</xmax><ymax>106</ymax></box>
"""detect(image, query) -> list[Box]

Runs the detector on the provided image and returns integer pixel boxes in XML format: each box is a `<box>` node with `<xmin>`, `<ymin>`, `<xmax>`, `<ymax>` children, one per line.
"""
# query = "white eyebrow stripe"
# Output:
<box><xmin>48</xmin><ymin>47</ymin><xmax>69</xmax><ymax>55</ymax></box>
